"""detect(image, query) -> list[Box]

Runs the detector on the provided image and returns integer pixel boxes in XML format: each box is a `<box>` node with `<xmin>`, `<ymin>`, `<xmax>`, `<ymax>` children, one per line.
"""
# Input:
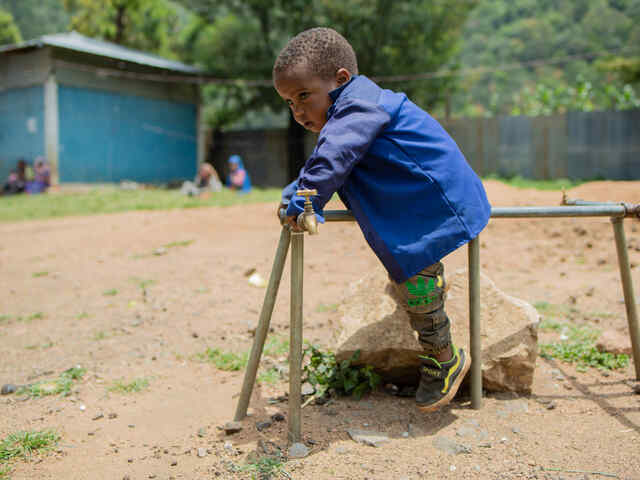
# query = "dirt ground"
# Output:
<box><xmin>1</xmin><ymin>180</ymin><xmax>639</xmax><ymax>480</ymax></box>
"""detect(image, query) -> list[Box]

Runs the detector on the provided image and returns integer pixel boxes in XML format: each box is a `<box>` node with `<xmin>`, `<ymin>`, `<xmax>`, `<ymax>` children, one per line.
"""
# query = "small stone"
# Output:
<box><xmin>170</xmin><ymin>460</ymin><xmax>177</xmax><ymax>466</ymax></box>
<box><xmin>108</xmin><ymin>413</ymin><xmax>118</xmax><ymax>419</ymax></box>
<box><xmin>301</xmin><ymin>382</ymin><xmax>315</xmax><ymax>396</ymax></box>
<box><xmin>128</xmin><ymin>424</ymin><xmax>135</xmax><ymax>428</ymax></box>
<box><xmin>271</xmin><ymin>412</ymin><xmax>285</xmax><ymax>422</ymax></box>
<box><xmin>127</xmin><ymin>458</ymin><xmax>134</xmax><ymax>463</ymax></box>
<box><xmin>450</xmin><ymin>465</ymin><xmax>457</xmax><ymax>472</ymax></box>
<box><xmin>223</xmin><ymin>421</ymin><xmax>243</xmax><ymax>435</ymax></box>
<box><xmin>433</xmin><ymin>436</ymin><xmax>472</xmax><ymax>455</ymax></box>
<box><xmin>401</xmin><ymin>432</ymin><xmax>409</xmax><ymax>438</ymax></box>
<box><xmin>223</xmin><ymin>441</ymin><xmax>234</xmax><ymax>454</ymax></box>
<box><xmin>123</xmin><ymin>476</ymin><xmax>130</xmax><ymax>480</ymax></box>
<box><xmin>255</xmin><ymin>420</ymin><xmax>272</xmax><ymax>432</ymax></box>
<box><xmin>148</xmin><ymin>475</ymin><xmax>156</xmax><ymax>479</ymax></box>
<box><xmin>347</xmin><ymin>429</ymin><xmax>390</xmax><ymax>448</ymax></box>
<box><xmin>197</xmin><ymin>447</ymin><xmax>207</xmax><ymax>458</ymax></box>
<box><xmin>92</xmin><ymin>413</ymin><xmax>104</xmax><ymax>421</ymax></box>
<box><xmin>79</xmin><ymin>404</ymin><xmax>86</xmax><ymax>411</ymax></box>
<box><xmin>632</xmin><ymin>383</ymin><xmax>640</xmax><ymax>395</ymax></box>
<box><xmin>1</xmin><ymin>384</ymin><xmax>17</xmax><ymax>395</ymax></box>
<box><xmin>335</xmin><ymin>446</ymin><xmax>349</xmax><ymax>455</ymax></box>
<box><xmin>288</xmin><ymin>442</ymin><xmax>310</xmax><ymax>459</ymax></box>
<box><xmin>546</xmin><ymin>401</ymin><xmax>557</xmax><ymax>410</ymax></box>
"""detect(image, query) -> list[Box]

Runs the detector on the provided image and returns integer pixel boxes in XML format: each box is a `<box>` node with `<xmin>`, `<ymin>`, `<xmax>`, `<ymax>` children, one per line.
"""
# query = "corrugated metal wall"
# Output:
<box><xmin>58</xmin><ymin>85</ymin><xmax>197</xmax><ymax>183</ymax></box>
<box><xmin>0</xmin><ymin>86</ymin><xmax>45</xmax><ymax>182</ymax></box>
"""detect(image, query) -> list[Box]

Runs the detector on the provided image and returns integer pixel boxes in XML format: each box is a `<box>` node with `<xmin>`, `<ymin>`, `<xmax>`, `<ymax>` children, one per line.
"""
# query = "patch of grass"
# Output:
<box><xmin>17</xmin><ymin>367</ymin><xmax>86</xmax><ymax>397</ymax></box>
<box><xmin>93</xmin><ymin>331</ymin><xmax>107</xmax><ymax>341</ymax></box>
<box><xmin>163</xmin><ymin>240</ymin><xmax>194</xmax><ymax>249</ymax></box>
<box><xmin>264</xmin><ymin>336</ymin><xmax>289</xmax><ymax>357</ymax></box>
<box><xmin>539</xmin><ymin>323</ymin><xmax>629</xmax><ymax>372</ymax></box>
<box><xmin>239</xmin><ymin>456</ymin><xmax>284</xmax><ymax>479</ymax></box>
<box><xmin>0</xmin><ymin>187</ymin><xmax>282</xmax><ymax>222</ymax></box>
<box><xmin>0</xmin><ymin>464</ymin><xmax>11</xmax><ymax>479</ymax></box>
<box><xmin>108</xmin><ymin>378</ymin><xmax>149</xmax><ymax>393</ymax></box>
<box><xmin>32</xmin><ymin>271</ymin><xmax>48</xmax><ymax>278</ymax></box>
<box><xmin>539</xmin><ymin>318</ymin><xmax>565</xmax><ymax>332</ymax></box>
<box><xmin>0</xmin><ymin>315</ymin><xmax>11</xmax><ymax>325</ymax></box>
<box><xmin>484</xmin><ymin>174</ymin><xmax>583</xmax><ymax>191</ymax></box>
<box><xmin>102</xmin><ymin>289</ymin><xmax>118</xmax><ymax>296</ymax></box>
<box><xmin>76</xmin><ymin>312</ymin><xmax>90</xmax><ymax>319</ymax></box>
<box><xmin>257</xmin><ymin>368</ymin><xmax>281</xmax><ymax>385</ymax></box>
<box><xmin>198</xmin><ymin>348</ymin><xmax>248</xmax><ymax>371</ymax></box>
<box><xmin>27</xmin><ymin>312</ymin><xmax>44</xmax><ymax>321</ymax></box>
<box><xmin>0</xmin><ymin>429</ymin><xmax>59</xmax><ymax>462</ymax></box>
<box><xmin>315</xmin><ymin>303</ymin><xmax>339</xmax><ymax>313</ymax></box>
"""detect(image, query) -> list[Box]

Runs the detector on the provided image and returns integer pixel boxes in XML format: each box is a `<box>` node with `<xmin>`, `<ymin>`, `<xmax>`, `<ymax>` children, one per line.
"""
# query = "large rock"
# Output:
<box><xmin>331</xmin><ymin>267</ymin><xmax>539</xmax><ymax>393</ymax></box>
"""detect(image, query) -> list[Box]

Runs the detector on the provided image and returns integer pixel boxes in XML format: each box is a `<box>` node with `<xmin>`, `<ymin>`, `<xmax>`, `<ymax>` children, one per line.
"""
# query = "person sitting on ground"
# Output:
<box><xmin>180</xmin><ymin>162</ymin><xmax>222</xmax><ymax>197</ymax></box>
<box><xmin>25</xmin><ymin>157</ymin><xmax>51</xmax><ymax>194</ymax></box>
<box><xmin>1</xmin><ymin>159</ymin><xmax>28</xmax><ymax>195</ymax></box>
<box><xmin>273</xmin><ymin>27</ymin><xmax>491</xmax><ymax>412</ymax></box>
<box><xmin>226</xmin><ymin>155</ymin><xmax>252</xmax><ymax>193</ymax></box>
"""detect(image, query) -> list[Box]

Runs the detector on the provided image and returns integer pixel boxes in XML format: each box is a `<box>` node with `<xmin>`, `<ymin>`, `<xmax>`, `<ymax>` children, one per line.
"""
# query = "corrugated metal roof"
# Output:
<box><xmin>0</xmin><ymin>31</ymin><xmax>202</xmax><ymax>74</ymax></box>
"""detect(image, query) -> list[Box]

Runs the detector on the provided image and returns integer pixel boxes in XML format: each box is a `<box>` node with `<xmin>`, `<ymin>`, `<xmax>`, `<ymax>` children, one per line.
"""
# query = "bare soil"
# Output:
<box><xmin>1</xmin><ymin>180</ymin><xmax>639</xmax><ymax>480</ymax></box>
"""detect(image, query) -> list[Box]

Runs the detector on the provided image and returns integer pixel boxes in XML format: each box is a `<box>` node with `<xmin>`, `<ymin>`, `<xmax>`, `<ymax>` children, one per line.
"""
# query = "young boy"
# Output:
<box><xmin>273</xmin><ymin>27</ymin><xmax>491</xmax><ymax>412</ymax></box>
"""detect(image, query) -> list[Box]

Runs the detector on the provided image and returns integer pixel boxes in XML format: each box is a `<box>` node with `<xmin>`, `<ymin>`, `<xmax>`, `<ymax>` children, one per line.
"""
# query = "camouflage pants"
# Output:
<box><xmin>390</xmin><ymin>262</ymin><xmax>451</xmax><ymax>355</ymax></box>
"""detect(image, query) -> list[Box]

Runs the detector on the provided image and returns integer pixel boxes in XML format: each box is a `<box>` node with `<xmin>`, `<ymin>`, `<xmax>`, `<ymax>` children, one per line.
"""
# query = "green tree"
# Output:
<box><xmin>62</xmin><ymin>0</ymin><xmax>185</xmax><ymax>58</ymax></box>
<box><xmin>0</xmin><ymin>0</ymin><xmax>69</xmax><ymax>40</ymax></box>
<box><xmin>0</xmin><ymin>7</ymin><xmax>21</xmax><ymax>45</ymax></box>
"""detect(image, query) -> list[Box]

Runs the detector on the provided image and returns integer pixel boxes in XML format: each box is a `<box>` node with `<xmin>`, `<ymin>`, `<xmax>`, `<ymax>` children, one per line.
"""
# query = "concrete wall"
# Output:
<box><xmin>211</xmin><ymin>108</ymin><xmax>640</xmax><ymax>188</ymax></box>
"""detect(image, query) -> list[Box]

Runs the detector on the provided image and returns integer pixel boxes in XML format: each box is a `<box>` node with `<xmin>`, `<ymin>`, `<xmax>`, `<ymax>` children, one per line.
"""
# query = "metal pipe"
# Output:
<box><xmin>325</xmin><ymin>204</ymin><xmax>635</xmax><ymax>221</ymax></box>
<box><xmin>611</xmin><ymin>217</ymin><xmax>640</xmax><ymax>379</ymax></box>
<box><xmin>289</xmin><ymin>231</ymin><xmax>304</xmax><ymax>443</ymax></box>
<box><xmin>468</xmin><ymin>236</ymin><xmax>482</xmax><ymax>409</ymax></box>
<box><xmin>234</xmin><ymin>227</ymin><xmax>291</xmax><ymax>421</ymax></box>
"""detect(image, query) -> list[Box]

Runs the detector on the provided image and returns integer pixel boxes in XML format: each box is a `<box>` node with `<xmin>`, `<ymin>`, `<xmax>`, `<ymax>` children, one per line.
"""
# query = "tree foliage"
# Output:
<box><xmin>62</xmin><ymin>0</ymin><xmax>188</xmax><ymax>58</ymax></box>
<box><xmin>0</xmin><ymin>7</ymin><xmax>21</xmax><ymax>45</ymax></box>
<box><xmin>0</xmin><ymin>0</ymin><xmax>69</xmax><ymax>40</ymax></box>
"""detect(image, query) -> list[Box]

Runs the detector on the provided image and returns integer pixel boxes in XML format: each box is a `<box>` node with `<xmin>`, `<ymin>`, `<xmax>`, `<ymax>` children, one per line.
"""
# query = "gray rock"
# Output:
<box><xmin>433</xmin><ymin>436</ymin><xmax>472</xmax><ymax>455</ymax></box>
<box><xmin>288</xmin><ymin>442</ymin><xmax>310</xmax><ymax>459</ymax></box>
<box><xmin>223</xmin><ymin>441</ymin><xmax>234</xmax><ymax>455</ymax></box>
<box><xmin>1</xmin><ymin>384</ymin><xmax>18</xmax><ymax>395</ymax></box>
<box><xmin>333</xmin><ymin>267</ymin><xmax>539</xmax><ymax>392</ymax></box>
<box><xmin>301</xmin><ymin>382</ymin><xmax>315</xmax><ymax>396</ymax></box>
<box><xmin>347</xmin><ymin>429</ymin><xmax>390</xmax><ymax>448</ymax></box>
<box><xmin>255</xmin><ymin>420</ymin><xmax>272</xmax><ymax>432</ymax></box>
<box><xmin>223</xmin><ymin>421</ymin><xmax>243</xmax><ymax>435</ymax></box>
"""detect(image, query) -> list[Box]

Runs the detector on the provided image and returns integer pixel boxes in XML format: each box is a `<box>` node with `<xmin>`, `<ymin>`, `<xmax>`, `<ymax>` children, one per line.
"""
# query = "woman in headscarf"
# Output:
<box><xmin>226</xmin><ymin>155</ymin><xmax>252</xmax><ymax>193</ymax></box>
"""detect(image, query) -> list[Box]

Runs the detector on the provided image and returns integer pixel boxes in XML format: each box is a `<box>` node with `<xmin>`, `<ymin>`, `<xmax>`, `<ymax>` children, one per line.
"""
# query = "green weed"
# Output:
<box><xmin>163</xmin><ymin>240</ymin><xmax>194</xmax><ymax>249</ymax></box>
<box><xmin>27</xmin><ymin>312</ymin><xmax>44</xmax><ymax>321</ymax></box>
<box><xmin>539</xmin><ymin>323</ymin><xmax>629</xmax><ymax>371</ymax></box>
<box><xmin>315</xmin><ymin>303</ymin><xmax>339</xmax><ymax>313</ymax></box>
<box><xmin>239</xmin><ymin>456</ymin><xmax>284</xmax><ymax>479</ymax></box>
<box><xmin>76</xmin><ymin>312</ymin><xmax>90</xmax><ymax>319</ymax></box>
<box><xmin>108</xmin><ymin>378</ymin><xmax>149</xmax><ymax>393</ymax></box>
<box><xmin>93</xmin><ymin>331</ymin><xmax>107</xmax><ymax>341</ymax></box>
<box><xmin>0</xmin><ymin>464</ymin><xmax>11</xmax><ymax>479</ymax></box>
<box><xmin>103</xmin><ymin>289</ymin><xmax>118</xmax><ymax>296</ymax></box>
<box><xmin>199</xmin><ymin>348</ymin><xmax>248</xmax><ymax>371</ymax></box>
<box><xmin>257</xmin><ymin>368</ymin><xmax>281</xmax><ymax>385</ymax></box>
<box><xmin>264</xmin><ymin>336</ymin><xmax>289</xmax><ymax>357</ymax></box>
<box><xmin>303</xmin><ymin>345</ymin><xmax>381</xmax><ymax>401</ymax></box>
<box><xmin>0</xmin><ymin>315</ymin><xmax>11</xmax><ymax>325</ymax></box>
<box><xmin>484</xmin><ymin>175</ymin><xmax>583</xmax><ymax>191</ymax></box>
<box><xmin>32</xmin><ymin>271</ymin><xmax>48</xmax><ymax>278</ymax></box>
<box><xmin>17</xmin><ymin>367</ymin><xmax>86</xmax><ymax>397</ymax></box>
<box><xmin>0</xmin><ymin>429</ymin><xmax>59</xmax><ymax>461</ymax></box>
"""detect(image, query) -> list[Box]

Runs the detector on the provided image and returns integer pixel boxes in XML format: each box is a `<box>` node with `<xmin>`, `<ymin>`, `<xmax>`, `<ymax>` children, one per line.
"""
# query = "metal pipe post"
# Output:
<box><xmin>611</xmin><ymin>217</ymin><xmax>640</xmax><ymax>379</ymax></box>
<box><xmin>289</xmin><ymin>231</ymin><xmax>304</xmax><ymax>443</ymax></box>
<box><xmin>468</xmin><ymin>236</ymin><xmax>482</xmax><ymax>409</ymax></box>
<box><xmin>234</xmin><ymin>227</ymin><xmax>291</xmax><ymax>421</ymax></box>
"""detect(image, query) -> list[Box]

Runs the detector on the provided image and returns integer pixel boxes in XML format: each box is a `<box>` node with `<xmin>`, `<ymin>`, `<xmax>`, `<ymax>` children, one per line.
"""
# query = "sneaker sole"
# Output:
<box><xmin>417</xmin><ymin>353</ymin><xmax>471</xmax><ymax>413</ymax></box>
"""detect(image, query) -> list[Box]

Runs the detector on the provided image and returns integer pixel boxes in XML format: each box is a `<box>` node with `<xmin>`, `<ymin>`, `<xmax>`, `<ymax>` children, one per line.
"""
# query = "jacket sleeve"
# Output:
<box><xmin>285</xmin><ymin>98</ymin><xmax>390</xmax><ymax>220</ymax></box>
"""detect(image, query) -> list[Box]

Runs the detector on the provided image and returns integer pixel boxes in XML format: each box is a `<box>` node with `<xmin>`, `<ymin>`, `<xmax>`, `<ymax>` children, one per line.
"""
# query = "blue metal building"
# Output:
<box><xmin>0</xmin><ymin>32</ymin><xmax>204</xmax><ymax>184</ymax></box>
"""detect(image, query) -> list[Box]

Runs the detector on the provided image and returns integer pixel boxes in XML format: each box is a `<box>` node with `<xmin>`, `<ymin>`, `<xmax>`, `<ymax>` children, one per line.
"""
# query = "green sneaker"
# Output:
<box><xmin>416</xmin><ymin>345</ymin><xmax>470</xmax><ymax>412</ymax></box>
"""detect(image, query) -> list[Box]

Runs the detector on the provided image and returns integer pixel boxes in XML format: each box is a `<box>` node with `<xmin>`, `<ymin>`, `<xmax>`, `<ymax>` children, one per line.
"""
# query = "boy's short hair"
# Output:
<box><xmin>273</xmin><ymin>27</ymin><xmax>358</xmax><ymax>80</ymax></box>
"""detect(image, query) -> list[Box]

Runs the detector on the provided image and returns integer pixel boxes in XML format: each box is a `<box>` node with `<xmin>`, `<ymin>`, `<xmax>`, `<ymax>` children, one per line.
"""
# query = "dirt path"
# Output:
<box><xmin>1</xmin><ymin>181</ymin><xmax>639</xmax><ymax>479</ymax></box>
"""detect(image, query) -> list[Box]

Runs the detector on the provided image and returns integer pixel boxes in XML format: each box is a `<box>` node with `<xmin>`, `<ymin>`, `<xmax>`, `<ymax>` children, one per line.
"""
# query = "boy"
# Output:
<box><xmin>273</xmin><ymin>27</ymin><xmax>491</xmax><ymax>412</ymax></box>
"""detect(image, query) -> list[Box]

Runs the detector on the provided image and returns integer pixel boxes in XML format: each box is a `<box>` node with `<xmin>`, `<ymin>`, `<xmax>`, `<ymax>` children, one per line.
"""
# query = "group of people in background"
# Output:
<box><xmin>181</xmin><ymin>154</ymin><xmax>251</xmax><ymax>197</ymax></box>
<box><xmin>1</xmin><ymin>157</ymin><xmax>51</xmax><ymax>196</ymax></box>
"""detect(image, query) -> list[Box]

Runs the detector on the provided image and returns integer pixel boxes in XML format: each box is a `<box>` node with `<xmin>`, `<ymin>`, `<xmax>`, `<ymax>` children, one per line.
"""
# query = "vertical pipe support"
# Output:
<box><xmin>234</xmin><ymin>227</ymin><xmax>291</xmax><ymax>421</ymax></box>
<box><xmin>611</xmin><ymin>217</ymin><xmax>640</xmax><ymax>379</ymax></box>
<box><xmin>289</xmin><ymin>231</ymin><xmax>304</xmax><ymax>444</ymax></box>
<box><xmin>468</xmin><ymin>236</ymin><xmax>482</xmax><ymax>409</ymax></box>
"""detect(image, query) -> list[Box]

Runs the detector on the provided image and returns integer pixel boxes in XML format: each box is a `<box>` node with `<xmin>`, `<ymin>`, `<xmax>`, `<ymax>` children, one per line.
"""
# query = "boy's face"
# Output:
<box><xmin>274</xmin><ymin>64</ymin><xmax>351</xmax><ymax>133</ymax></box>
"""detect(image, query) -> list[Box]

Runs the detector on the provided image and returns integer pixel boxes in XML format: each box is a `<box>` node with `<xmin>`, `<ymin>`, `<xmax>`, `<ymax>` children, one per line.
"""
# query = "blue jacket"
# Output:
<box><xmin>283</xmin><ymin>75</ymin><xmax>491</xmax><ymax>283</ymax></box>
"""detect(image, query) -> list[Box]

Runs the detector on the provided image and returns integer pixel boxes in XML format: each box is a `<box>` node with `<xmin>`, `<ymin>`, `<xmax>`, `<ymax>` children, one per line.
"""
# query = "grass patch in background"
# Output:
<box><xmin>0</xmin><ymin>429</ymin><xmax>59</xmax><ymax>462</ymax></box>
<box><xmin>257</xmin><ymin>368</ymin><xmax>281</xmax><ymax>385</ymax></box>
<box><xmin>0</xmin><ymin>464</ymin><xmax>11</xmax><ymax>479</ymax></box>
<box><xmin>108</xmin><ymin>378</ymin><xmax>149</xmax><ymax>393</ymax></box>
<box><xmin>539</xmin><ymin>321</ymin><xmax>629</xmax><ymax>372</ymax></box>
<box><xmin>17</xmin><ymin>367</ymin><xmax>86</xmax><ymax>397</ymax></box>
<box><xmin>198</xmin><ymin>348</ymin><xmax>248</xmax><ymax>371</ymax></box>
<box><xmin>0</xmin><ymin>187</ymin><xmax>282</xmax><ymax>222</ymax></box>
<box><xmin>484</xmin><ymin>174</ymin><xmax>583</xmax><ymax>191</ymax></box>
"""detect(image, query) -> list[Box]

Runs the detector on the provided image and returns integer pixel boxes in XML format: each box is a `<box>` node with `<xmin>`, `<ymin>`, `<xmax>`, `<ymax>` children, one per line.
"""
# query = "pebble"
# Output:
<box><xmin>223</xmin><ymin>441</ymin><xmax>234</xmax><ymax>454</ymax></box>
<box><xmin>79</xmin><ymin>404</ymin><xmax>86</xmax><ymax>411</ymax></box>
<box><xmin>223</xmin><ymin>421</ymin><xmax>243</xmax><ymax>435</ymax></box>
<box><xmin>271</xmin><ymin>412</ymin><xmax>285</xmax><ymax>422</ymax></box>
<box><xmin>1</xmin><ymin>384</ymin><xmax>17</xmax><ymax>395</ymax></box>
<box><xmin>546</xmin><ymin>401</ymin><xmax>557</xmax><ymax>410</ymax></box>
<box><xmin>288</xmin><ymin>442</ymin><xmax>310</xmax><ymax>459</ymax></box>
<box><xmin>301</xmin><ymin>382</ymin><xmax>315</xmax><ymax>396</ymax></box>
<box><xmin>197</xmin><ymin>447</ymin><xmax>207</xmax><ymax>458</ymax></box>
<box><xmin>92</xmin><ymin>413</ymin><xmax>104</xmax><ymax>421</ymax></box>
<box><xmin>255</xmin><ymin>420</ymin><xmax>272</xmax><ymax>432</ymax></box>
<box><xmin>347</xmin><ymin>429</ymin><xmax>390</xmax><ymax>448</ymax></box>
<box><xmin>433</xmin><ymin>436</ymin><xmax>472</xmax><ymax>455</ymax></box>
<box><xmin>170</xmin><ymin>460</ymin><xmax>177</xmax><ymax>466</ymax></box>
<box><xmin>108</xmin><ymin>413</ymin><xmax>118</xmax><ymax>419</ymax></box>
